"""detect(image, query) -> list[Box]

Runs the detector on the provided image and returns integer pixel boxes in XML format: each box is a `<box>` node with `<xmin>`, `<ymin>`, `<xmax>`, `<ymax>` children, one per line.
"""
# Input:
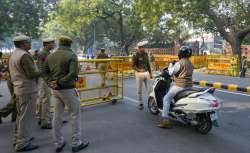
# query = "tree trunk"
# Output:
<box><xmin>118</xmin><ymin>11</ymin><xmax>125</xmax><ymax>54</ymax></box>
<box><xmin>173</xmin><ymin>29</ymin><xmax>181</xmax><ymax>55</ymax></box>
<box><xmin>230</xmin><ymin>37</ymin><xmax>242</xmax><ymax>57</ymax></box>
<box><xmin>229</xmin><ymin>37</ymin><xmax>243</xmax><ymax>72</ymax></box>
<box><xmin>206</xmin><ymin>7</ymin><xmax>250</xmax><ymax>57</ymax></box>
<box><xmin>123</xmin><ymin>35</ymin><xmax>136</xmax><ymax>55</ymax></box>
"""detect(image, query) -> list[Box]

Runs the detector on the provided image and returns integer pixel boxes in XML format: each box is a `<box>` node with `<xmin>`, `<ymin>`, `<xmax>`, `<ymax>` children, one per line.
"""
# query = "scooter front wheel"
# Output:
<box><xmin>148</xmin><ymin>97</ymin><xmax>160</xmax><ymax>115</ymax></box>
<box><xmin>195</xmin><ymin>114</ymin><xmax>212</xmax><ymax>135</ymax></box>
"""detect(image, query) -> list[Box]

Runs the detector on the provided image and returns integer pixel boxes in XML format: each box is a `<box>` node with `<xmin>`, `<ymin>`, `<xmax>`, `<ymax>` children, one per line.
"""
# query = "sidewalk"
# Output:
<box><xmin>193</xmin><ymin>70</ymin><xmax>250</xmax><ymax>87</ymax></box>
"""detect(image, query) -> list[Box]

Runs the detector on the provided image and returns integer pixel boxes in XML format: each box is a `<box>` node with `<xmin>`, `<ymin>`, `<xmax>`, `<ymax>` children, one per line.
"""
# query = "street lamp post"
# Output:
<box><xmin>93</xmin><ymin>22</ymin><xmax>96</xmax><ymax>52</ymax></box>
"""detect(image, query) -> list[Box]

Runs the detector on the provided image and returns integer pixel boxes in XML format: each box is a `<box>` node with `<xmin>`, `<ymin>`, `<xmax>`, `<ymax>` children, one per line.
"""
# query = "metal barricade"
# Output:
<box><xmin>76</xmin><ymin>59</ymin><xmax>124</xmax><ymax>107</ymax></box>
<box><xmin>190</xmin><ymin>56</ymin><xmax>207</xmax><ymax>69</ymax></box>
<box><xmin>111</xmin><ymin>55</ymin><xmax>207</xmax><ymax>75</ymax></box>
<box><xmin>206</xmin><ymin>55</ymin><xmax>240</xmax><ymax>76</ymax></box>
<box><xmin>0</xmin><ymin>54</ymin><xmax>10</xmax><ymax>80</ymax></box>
<box><xmin>111</xmin><ymin>56</ymin><xmax>134</xmax><ymax>78</ymax></box>
<box><xmin>154</xmin><ymin>54</ymin><xmax>179</xmax><ymax>70</ymax></box>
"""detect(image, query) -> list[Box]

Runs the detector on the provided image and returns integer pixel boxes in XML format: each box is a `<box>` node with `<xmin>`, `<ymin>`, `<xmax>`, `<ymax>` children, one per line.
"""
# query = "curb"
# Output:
<box><xmin>193</xmin><ymin>80</ymin><xmax>250</xmax><ymax>93</ymax></box>
<box><xmin>118</xmin><ymin>74</ymin><xmax>250</xmax><ymax>94</ymax></box>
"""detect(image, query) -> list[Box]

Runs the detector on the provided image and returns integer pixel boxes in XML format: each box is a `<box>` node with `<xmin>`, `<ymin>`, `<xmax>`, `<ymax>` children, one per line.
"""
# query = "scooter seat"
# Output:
<box><xmin>173</xmin><ymin>88</ymin><xmax>209</xmax><ymax>102</ymax></box>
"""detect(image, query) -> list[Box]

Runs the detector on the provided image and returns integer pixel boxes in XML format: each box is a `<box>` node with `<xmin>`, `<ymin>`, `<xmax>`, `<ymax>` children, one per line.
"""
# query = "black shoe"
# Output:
<box><xmin>0</xmin><ymin>116</ymin><xmax>2</xmax><ymax>124</ymax></box>
<box><xmin>62</xmin><ymin>120</ymin><xmax>68</xmax><ymax>124</ymax></box>
<box><xmin>16</xmin><ymin>143</ymin><xmax>39</xmax><ymax>152</ymax></box>
<box><xmin>55</xmin><ymin>141</ymin><xmax>66</xmax><ymax>153</ymax></box>
<box><xmin>13</xmin><ymin>137</ymin><xmax>34</xmax><ymax>147</ymax></box>
<box><xmin>11</xmin><ymin>112</ymin><xmax>17</xmax><ymax>122</ymax></box>
<box><xmin>137</xmin><ymin>104</ymin><xmax>143</xmax><ymax>110</ymax></box>
<box><xmin>40</xmin><ymin>123</ymin><xmax>52</xmax><ymax>129</ymax></box>
<box><xmin>30</xmin><ymin>137</ymin><xmax>35</xmax><ymax>141</ymax></box>
<box><xmin>11</xmin><ymin>117</ymin><xmax>16</xmax><ymax>122</ymax></box>
<box><xmin>38</xmin><ymin>120</ymin><xmax>41</xmax><ymax>126</ymax></box>
<box><xmin>72</xmin><ymin>141</ymin><xmax>89</xmax><ymax>152</ymax></box>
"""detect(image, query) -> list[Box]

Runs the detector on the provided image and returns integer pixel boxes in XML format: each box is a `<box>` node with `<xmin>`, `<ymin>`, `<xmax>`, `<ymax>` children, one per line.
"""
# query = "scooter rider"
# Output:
<box><xmin>158</xmin><ymin>46</ymin><xmax>194</xmax><ymax>128</ymax></box>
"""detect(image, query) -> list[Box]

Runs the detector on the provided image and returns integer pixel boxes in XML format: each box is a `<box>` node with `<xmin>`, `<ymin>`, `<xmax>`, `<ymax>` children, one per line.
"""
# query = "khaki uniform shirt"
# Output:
<box><xmin>9</xmin><ymin>48</ymin><xmax>41</xmax><ymax>95</ymax></box>
<box><xmin>132</xmin><ymin>52</ymin><xmax>151</xmax><ymax>74</ymax></box>
<box><xmin>43</xmin><ymin>46</ymin><xmax>78</xmax><ymax>90</ymax></box>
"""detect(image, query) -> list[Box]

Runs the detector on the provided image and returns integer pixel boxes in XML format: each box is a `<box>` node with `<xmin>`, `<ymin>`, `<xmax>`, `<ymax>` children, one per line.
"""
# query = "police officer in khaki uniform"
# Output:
<box><xmin>43</xmin><ymin>36</ymin><xmax>89</xmax><ymax>153</ymax></box>
<box><xmin>132</xmin><ymin>42</ymin><xmax>152</xmax><ymax>110</ymax></box>
<box><xmin>37</xmin><ymin>38</ymin><xmax>55</xmax><ymax>129</ymax></box>
<box><xmin>9</xmin><ymin>35</ymin><xmax>41</xmax><ymax>152</ymax></box>
<box><xmin>96</xmin><ymin>48</ymin><xmax>109</xmax><ymax>86</ymax></box>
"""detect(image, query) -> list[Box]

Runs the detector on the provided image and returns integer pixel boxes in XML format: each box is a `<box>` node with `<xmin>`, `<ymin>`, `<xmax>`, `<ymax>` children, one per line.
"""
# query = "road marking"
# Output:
<box><xmin>124</xmin><ymin>96</ymin><xmax>139</xmax><ymax>103</ymax></box>
<box><xmin>124</xmin><ymin>82</ymin><xmax>250</xmax><ymax>105</ymax></box>
<box><xmin>125</xmin><ymin>84</ymin><xmax>250</xmax><ymax>97</ymax></box>
<box><xmin>194</xmin><ymin>86</ymin><xmax>250</xmax><ymax>97</ymax></box>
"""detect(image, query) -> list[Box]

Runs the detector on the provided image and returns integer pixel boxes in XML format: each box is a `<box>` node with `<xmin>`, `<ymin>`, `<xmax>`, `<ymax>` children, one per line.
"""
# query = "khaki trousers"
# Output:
<box><xmin>52</xmin><ymin>89</ymin><xmax>82</xmax><ymax>148</ymax></box>
<box><xmin>38</xmin><ymin>79</ymin><xmax>51</xmax><ymax>126</ymax></box>
<box><xmin>15</xmin><ymin>93</ymin><xmax>37</xmax><ymax>150</ymax></box>
<box><xmin>98</xmin><ymin>63</ymin><xmax>107</xmax><ymax>86</ymax></box>
<box><xmin>135</xmin><ymin>72</ymin><xmax>150</xmax><ymax>104</ymax></box>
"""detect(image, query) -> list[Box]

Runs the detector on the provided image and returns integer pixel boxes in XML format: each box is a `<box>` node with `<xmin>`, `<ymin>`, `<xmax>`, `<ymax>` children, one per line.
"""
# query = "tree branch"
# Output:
<box><xmin>206</xmin><ymin>7</ymin><xmax>232</xmax><ymax>43</ymax></box>
<box><xmin>237</xmin><ymin>25</ymin><xmax>250</xmax><ymax>40</ymax></box>
<box><xmin>236</xmin><ymin>1</ymin><xmax>249</xmax><ymax>17</ymax></box>
<box><xmin>102</xmin><ymin>9</ymin><xmax>116</xmax><ymax>17</ymax></box>
<box><xmin>111</xmin><ymin>0</ymin><xmax>120</xmax><ymax>7</ymax></box>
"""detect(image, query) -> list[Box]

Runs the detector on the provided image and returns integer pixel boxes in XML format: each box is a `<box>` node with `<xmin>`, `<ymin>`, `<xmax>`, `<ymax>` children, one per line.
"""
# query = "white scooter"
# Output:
<box><xmin>148</xmin><ymin>69</ymin><xmax>221</xmax><ymax>134</ymax></box>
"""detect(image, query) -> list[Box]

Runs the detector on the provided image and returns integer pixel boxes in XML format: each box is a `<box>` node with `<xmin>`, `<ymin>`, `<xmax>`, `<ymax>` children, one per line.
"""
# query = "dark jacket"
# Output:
<box><xmin>43</xmin><ymin>46</ymin><xmax>78</xmax><ymax>90</ymax></box>
<box><xmin>132</xmin><ymin>52</ymin><xmax>151</xmax><ymax>74</ymax></box>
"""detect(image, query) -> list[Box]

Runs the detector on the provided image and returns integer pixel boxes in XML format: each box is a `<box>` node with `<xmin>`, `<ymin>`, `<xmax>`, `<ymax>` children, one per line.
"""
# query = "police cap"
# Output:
<box><xmin>42</xmin><ymin>38</ymin><xmax>55</xmax><ymax>43</ymax></box>
<box><xmin>13</xmin><ymin>35</ymin><xmax>30</xmax><ymax>42</ymax></box>
<box><xmin>58</xmin><ymin>36</ymin><xmax>72</xmax><ymax>46</ymax></box>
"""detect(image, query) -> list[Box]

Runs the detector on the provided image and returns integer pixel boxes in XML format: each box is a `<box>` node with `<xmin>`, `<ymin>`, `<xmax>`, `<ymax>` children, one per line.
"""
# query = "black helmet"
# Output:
<box><xmin>178</xmin><ymin>46</ymin><xmax>192</xmax><ymax>59</ymax></box>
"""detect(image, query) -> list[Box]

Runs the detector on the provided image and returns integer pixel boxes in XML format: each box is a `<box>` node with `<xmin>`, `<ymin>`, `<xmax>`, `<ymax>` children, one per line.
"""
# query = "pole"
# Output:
<box><xmin>93</xmin><ymin>22</ymin><xmax>96</xmax><ymax>51</ymax></box>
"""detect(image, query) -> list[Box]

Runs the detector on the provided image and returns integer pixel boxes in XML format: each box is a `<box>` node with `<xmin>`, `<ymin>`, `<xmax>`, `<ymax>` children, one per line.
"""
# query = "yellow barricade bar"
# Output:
<box><xmin>77</xmin><ymin>58</ymin><xmax>124</xmax><ymax>107</ymax></box>
<box><xmin>78</xmin><ymin>59</ymin><xmax>124</xmax><ymax>62</ymax></box>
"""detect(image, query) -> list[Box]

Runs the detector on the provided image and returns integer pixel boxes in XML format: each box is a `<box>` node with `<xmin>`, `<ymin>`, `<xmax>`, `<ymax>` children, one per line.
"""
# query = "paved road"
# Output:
<box><xmin>193</xmin><ymin>71</ymin><xmax>250</xmax><ymax>87</ymax></box>
<box><xmin>0</xmin><ymin>78</ymin><xmax>250</xmax><ymax>153</ymax></box>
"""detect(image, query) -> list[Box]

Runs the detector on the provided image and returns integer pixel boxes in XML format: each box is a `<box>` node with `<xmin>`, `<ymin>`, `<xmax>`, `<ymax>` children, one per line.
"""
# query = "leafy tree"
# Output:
<box><xmin>0</xmin><ymin>0</ymin><xmax>13</xmax><ymax>40</ymax></box>
<box><xmin>0</xmin><ymin>0</ymin><xmax>50</xmax><ymax>39</ymax></box>
<box><xmin>42</xmin><ymin>0</ymin><xmax>145</xmax><ymax>55</ymax></box>
<box><xmin>243</xmin><ymin>34</ymin><xmax>250</xmax><ymax>45</ymax></box>
<box><xmin>136</xmin><ymin>0</ymin><xmax>250</xmax><ymax>56</ymax></box>
<box><xmin>136</xmin><ymin>1</ymin><xmax>192</xmax><ymax>50</ymax></box>
<box><xmin>11</xmin><ymin>0</ymin><xmax>49</xmax><ymax>38</ymax></box>
<box><xmin>94</xmin><ymin>0</ymin><xmax>144</xmax><ymax>53</ymax></box>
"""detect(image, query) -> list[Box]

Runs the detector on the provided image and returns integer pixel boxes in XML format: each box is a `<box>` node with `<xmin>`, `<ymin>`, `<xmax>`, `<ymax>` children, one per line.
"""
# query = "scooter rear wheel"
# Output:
<box><xmin>195</xmin><ymin>114</ymin><xmax>212</xmax><ymax>134</ymax></box>
<box><xmin>148</xmin><ymin>97</ymin><xmax>160</xmax><ymax>115</ymax></box>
